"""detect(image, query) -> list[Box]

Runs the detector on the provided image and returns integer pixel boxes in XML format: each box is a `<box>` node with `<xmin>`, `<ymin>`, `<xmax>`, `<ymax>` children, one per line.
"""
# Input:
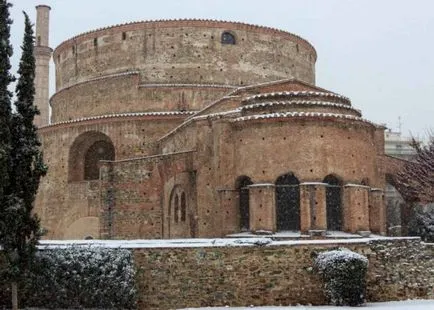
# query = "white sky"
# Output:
<box><xmin>9</xmin><ymin>0</ymin><xmax>434</xmax><ymax>137</ymax></box>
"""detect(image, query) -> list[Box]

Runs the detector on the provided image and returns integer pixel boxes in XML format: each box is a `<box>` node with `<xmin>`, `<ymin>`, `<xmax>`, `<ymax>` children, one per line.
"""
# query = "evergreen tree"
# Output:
<box><xmin>0</xmin><ymin>6</ymin><xmax>47</xmax><ymax>309</ymax></box>
<box><xmin>0</xmin><ymin>0</ymin><xmax>13</xmax><ymax>201</ymax></box>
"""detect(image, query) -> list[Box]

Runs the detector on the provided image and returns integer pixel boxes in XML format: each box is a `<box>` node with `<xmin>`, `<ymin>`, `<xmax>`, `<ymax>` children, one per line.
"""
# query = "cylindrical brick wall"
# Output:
<box><xmin>53</xmin><ymin>20</ymin><xmax>316</xmax><ymax>91</ymax></box>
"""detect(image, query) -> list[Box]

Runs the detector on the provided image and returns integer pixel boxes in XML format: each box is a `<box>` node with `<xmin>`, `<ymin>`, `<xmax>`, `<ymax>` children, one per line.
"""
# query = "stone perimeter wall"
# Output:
<box><xmin>134</xmin><ymin>238</ymin><xmax>434</xmax><ymax>309</ymax></box>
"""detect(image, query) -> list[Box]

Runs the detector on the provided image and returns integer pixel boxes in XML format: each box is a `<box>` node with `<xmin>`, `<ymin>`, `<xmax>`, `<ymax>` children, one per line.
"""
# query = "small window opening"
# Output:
<box><xmin>37</xmin><ymin>36</ymin><xmax>41</xmax><ymax>46</ymax></box>
<box><xmin>122</xmin><ymin>32</ymin><xmax>126</xmax><ymax>40</ymax></box>
<box><xmin>174</xmin><ymin>195</ymin><xmax>179</xmax><ymax>223</ymax></box>
<box><xmin>181</xmin><ymin>192</ymin><xmax>186</xmax><ymax>222</ymax></box>
<box><xmin>221</xmin><ymin>31</ymin><xmax>236</xmax><ymax>45</ymax></box>
<box><xmin>93</xmin><ymin>38</ymin><xmax>98</xmax><ymax>47</ymax></box>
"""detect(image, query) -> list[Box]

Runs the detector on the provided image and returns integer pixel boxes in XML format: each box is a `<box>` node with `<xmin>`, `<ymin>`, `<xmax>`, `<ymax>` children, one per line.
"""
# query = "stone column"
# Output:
<box><xmin>34</xmin><ymin>5</ymin><xmax>52</xmax><ymax>127</ymax></box>
<box><xmin>343</xmin><ymin>184</ymin><xmax>371</xmax><ymax>234</ymax></box>
<box><xmin>299</xmin><ymin>182</ymin><xmax>327</xmax><ymax>233</ymax></box>
<box><xmin>369</xmin><ymin>188</ymin><xmax>386</xmax><ymax>235</ymax></box>
<box><xmin>248</xmin><ymin>184</ymin><xmax>276</xmax><ymax>233</ymax></box>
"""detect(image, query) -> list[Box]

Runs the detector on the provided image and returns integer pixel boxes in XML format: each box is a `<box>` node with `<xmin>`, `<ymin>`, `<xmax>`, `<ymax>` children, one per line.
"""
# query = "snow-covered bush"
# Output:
<box><xmin>408</xmin><ymin>204</ymin><xmax>434</xmax><ymax>242</ymax></box>
<box><xmin>314</xmin><ymin>248</ymin><xmax>368</xmax><ymax>306</ymax></box>
<box><xmin>1</xmin><ymin>246</ymin><xmax>136</xmax><ymax>309</ymax></box>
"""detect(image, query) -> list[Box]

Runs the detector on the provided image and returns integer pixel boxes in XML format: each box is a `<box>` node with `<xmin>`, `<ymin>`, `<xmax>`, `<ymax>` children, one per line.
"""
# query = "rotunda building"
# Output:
<box><xmin>34</xmin><ymin>8</ymin><xmax>391</xmax><ymax>240</ymax></box>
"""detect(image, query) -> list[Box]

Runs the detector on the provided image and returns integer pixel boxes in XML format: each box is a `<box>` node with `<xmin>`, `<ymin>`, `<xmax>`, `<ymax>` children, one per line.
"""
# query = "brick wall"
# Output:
<box><xmin>99</xmin><ymin>151</ymin><xmax>196</xmax><ymax>239</ymax></box>
<box><xmin>133</xmin><ymin>238</ymin><xmax>434</xmax><ymax>309</ymax></box>
<box><xmin>53</xmin><ymin>20</ymin><xmax>316</xmax><ymax>90</ymax></box>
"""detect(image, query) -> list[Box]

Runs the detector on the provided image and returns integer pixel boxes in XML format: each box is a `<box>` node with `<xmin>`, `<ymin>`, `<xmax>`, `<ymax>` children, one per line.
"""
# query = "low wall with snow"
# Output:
<box><xmin>2</xmin><ymin>237</ymin><xmax>433</xmax><ymax>309</ymax></box>
<box><xmin>127</xmin><ymin>237</ymin><xmax>434</xmax><ymax>309</ymax></box>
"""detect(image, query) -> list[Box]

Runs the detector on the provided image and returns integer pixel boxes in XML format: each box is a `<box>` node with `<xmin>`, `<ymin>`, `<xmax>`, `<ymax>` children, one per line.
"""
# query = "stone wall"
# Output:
<box><xmin>133</xmin><ymin>238</ymin><xmax>434</xmax><ymax>309</ymax></box>
<box><xmin>99</xmin><ymin>151</ymin><xmax>196</xmax><ymax>239</ymax></box>
<box><xmin>53</xmin><ymin>20</ymin><xmax>316</xmax><ymax>90</ymax></box>
<box><xmin>50</xmin><ymin>72</ymin><xmax>233</xmax><ymax>123</ymax></box>
<box><xmin>35</xmin><ymin>116</ymin><xmax>187</xmax><ymax>239</ymax></box>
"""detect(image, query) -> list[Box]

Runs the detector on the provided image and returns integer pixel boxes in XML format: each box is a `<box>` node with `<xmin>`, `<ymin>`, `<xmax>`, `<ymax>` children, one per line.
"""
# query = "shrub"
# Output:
<box><xmin>408</xmin><ymin>204</ymin><xmax>434</xmax><ymax>243</ymax></box>
<box><xmin>314</xmin><ymin>248</ymin><xmax>368</xmax><ymax>306</ymax></box>
<box><xmin>0</xmin><ymin>246</ymin><xmax>136</xmax><ymax>309</ymax></box>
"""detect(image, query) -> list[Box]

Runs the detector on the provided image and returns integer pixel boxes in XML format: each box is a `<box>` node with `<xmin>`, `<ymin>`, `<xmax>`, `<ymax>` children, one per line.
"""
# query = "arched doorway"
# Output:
<box><xmin>236</xmin><ymin>176</ymin><xmax>253</xmax><ymax>231</ymax></box>
<box><xmin>323</xmin><ymin>174</ymin><xmax>343</xmax><ymax>231</ymax></box>
<box><xmin>69</xmin><ymin>131</ymin><xmax>115</xmax><ymax>182</ymax></box>
<box><xmin>275</xmin><ymin>172</ymin><xmax>300</xmax><ymax>231</ymax></box>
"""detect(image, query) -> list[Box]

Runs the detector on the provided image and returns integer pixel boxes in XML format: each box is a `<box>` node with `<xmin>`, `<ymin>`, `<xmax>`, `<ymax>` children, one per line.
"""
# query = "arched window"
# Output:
<box><xmin>174</xmin><ymin>195</ymin><xmax>179</xmax><ymax>223</ymax></box>
<box><xmin>84</xmin><ymin>140</ymin><xmax>115</xmax><ymax>180</ymax></box>
<box><xmin>169</xmin><ymin>186</ymin><xmax>187</xmax><ymax>224</ymax></box>
<box><xmin>221</xmin><ymin>31</ymin><xmax>236</xmax><ymax>45</ymax></box>
<box><xmin>275</xmin><ymin>172</ymin><xmax>300</xmax><ymax>231</ymax></box>
<box><xmin>323</xmin><ymin>174</ymin><xmax>343</xmax><ymax>231</ymax></box>
<box><xmin>236</xmin><ymin>176</ymin><xmax>253</xmax><ymax>231</ymax></box>
<box><xmin>181</xmin><ymin>192</ymin><xmax>186</xmax><ymax>222</ymax></box>
<box><xmin>69</xmin><ymin>131</ymin><xmax>115</xmax><ymax>182</ymax></box>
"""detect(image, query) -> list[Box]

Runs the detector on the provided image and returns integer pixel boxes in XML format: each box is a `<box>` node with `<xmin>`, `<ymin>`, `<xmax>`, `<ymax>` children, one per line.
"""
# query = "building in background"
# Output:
<box><xmin>384</xmin><ymin>129</ymin><xmax>417</xmax><ymax>235</ymax></box>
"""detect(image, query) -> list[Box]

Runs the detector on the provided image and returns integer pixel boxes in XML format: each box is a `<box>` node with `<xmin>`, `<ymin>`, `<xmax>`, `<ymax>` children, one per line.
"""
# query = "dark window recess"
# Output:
<box><xmin>122</xmin><ymin>32</ymin><xmax>127</xmax><ymax>40</ymax></box>
<box><xmin>174</xmin><ymin>195</ymin><xmax>179</xmax><ymax>223</ymax></box>
<box><xmin>221</xmin><ymin>31</ymin><xmax>236</xmax><ymax>45</ymax></box>
<box><xmin>323</xmin><ymin>174</ymin><xmax>343</xmax><ymax>231</ymax></box>
<box><xmin>84</xmin><ymin>140</ymin><xmax>115</xmax><ymax>180</ymax></box>
<box><xmin>275</xmin><ymin>172</ymin><xmax>300</xmax><ymax>231</ymax></box>
<box><xmin>181</xmin><ymin>192</ymin><xmax>186</xmax><ymax>222</ymax></box>
<box><xmin>237</xmin><ymin>176</ymin><xmax>253</xmax><ymax>231</ymax></box>
<box><xmin>93</xmin><ymin>38</ymin><xmax>98</xmax><ymax>47</ymax></box>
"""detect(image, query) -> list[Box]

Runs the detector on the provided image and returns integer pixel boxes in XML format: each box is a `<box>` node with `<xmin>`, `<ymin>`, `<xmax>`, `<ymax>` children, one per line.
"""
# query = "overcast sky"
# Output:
<box><xmin>8</xmin><ymin>0</ymin><xmax>434</xmax><ymax>137</ymax></box>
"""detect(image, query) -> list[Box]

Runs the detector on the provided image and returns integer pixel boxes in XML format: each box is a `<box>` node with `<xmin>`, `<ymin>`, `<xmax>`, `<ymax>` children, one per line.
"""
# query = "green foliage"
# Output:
<box><xmin>0</xmin><ymin>246</ymin><xmax>137</xmax><ymax>309</ymax></box>
<box><xmin>408</xmin><ymin>203</ymin><xmax>434</xmax><ymax>243</ymax></box>
<box><xmin>0</xmin><ymin>0</ymin><xmax>14</xmax><ymax>202</ymax></box>
<box><xmin>0</xmin><ymin>1</ymin><xmax>47</xmax><ymax>294</ymax></box>
<box><xmin>314</xmin><ymin>248</ymin><xmax>368</xmax><ymax>306</ymax></box>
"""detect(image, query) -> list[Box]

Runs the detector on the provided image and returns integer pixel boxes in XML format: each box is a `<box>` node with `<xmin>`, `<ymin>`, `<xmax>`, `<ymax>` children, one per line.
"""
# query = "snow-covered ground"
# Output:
<box><xmin>180</xmin><ymin>300</ymin><xmax>434</xmax><ymax>309</ymax></box>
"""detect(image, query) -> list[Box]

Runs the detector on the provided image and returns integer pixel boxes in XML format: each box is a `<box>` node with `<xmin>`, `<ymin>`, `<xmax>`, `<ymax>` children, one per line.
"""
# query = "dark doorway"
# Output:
<box><xmin>84</xmin><ymin>140</ymin><xmax>115</xmax><ymax>180</ymax></box>
<box><xmin>275</xmin><ymin>172</ymin><xmax>300</xmax><ymax>231</ymax></box>
<box><xmin>323</xmin><ymin>174</ymin><xmax>342</xmax><ymax>231</ymax></box>
<box><xmin>236</xmin><ymin>176</ymin><xmax>253</xmax><ymax>231</ymax></box>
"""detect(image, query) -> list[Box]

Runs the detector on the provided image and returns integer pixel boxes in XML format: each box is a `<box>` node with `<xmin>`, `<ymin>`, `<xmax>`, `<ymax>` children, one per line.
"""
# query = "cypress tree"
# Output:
<box><xmin>0</xmin><ymin>0</ymin><xmax>13</xmax><ymax>201</ymax></box>
<box><xmin>0</xmin><ymin>7</ymin><xmax>47</xmax><ymax>309</ymax></box>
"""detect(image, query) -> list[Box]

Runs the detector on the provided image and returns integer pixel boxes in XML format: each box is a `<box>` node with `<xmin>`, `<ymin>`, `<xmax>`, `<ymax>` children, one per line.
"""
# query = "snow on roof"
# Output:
<box><xmin>36</xmin><ymin>236</ymin><xmax>420</xmax><ymax>250</ymax></box>
<box><xmin>344</xmin><ymin>183</ymin><xmax>371</xmax><ymax>189</ymax></box>
<box><xmin>248</xmin><ymin>183</ymin><xmax>275</xmax><ymax>187</ymax></box>
<box><xmin>138</xmin><ymin>83</ymin><xmax>237</xmax><ymax>89</ymax></box>
<box><xmin>193</xmin><ymin>109</ymin><xmax>241</xmax><ymax>121</ymax></box>
<box><xmin>243</xmin><ymin>91</ymin><xmax>351</xmax><ymax>104</ymax></box>
<box><xmin>300</xmin><ymin>182</ymin><xmax>328</xmax><ymax>186</ymax></box>
<box><xmin>39</xmin><ymin>111</ymin><xmax>197</xmax><ymax>129</ymax></box>
<box><xmin>232</xmin><ymin>112</ymin><xmax>376</xmax><ymax>126</ymax></box>
<box><xmin>241</xmin><ymin>100</ymin><xmax>361</xmax><ymax>115</ymax></box>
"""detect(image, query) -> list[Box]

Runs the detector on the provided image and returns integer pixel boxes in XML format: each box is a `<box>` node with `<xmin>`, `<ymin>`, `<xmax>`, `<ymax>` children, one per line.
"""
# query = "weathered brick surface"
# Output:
<box><xmin>53</xmin><ymin>20</ymin><xmax>316</xmax><ymax>90</ymax></box>
<box><xmin>99</xmin><ymin>151</ymin><xmax>196</xmax><ymax>239</ymax></box>
<box><xmin>50</xmin><ymin>73</ymin><xmax>232</xmax><ymax>122</ymax></box>
<box><xmin>35</xmin><ymin>116</ymin><xmax>186</xmax><ymax>239</ymax></box>
<box><xmin>34</xmin><ymin>16</ymin><xmax>405</xmax><ymax>240</ymax></box>
<box><xmin>133</xmin><ymin>238</ymin><xmax>434</xmax><ymax>309</ymax></box>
